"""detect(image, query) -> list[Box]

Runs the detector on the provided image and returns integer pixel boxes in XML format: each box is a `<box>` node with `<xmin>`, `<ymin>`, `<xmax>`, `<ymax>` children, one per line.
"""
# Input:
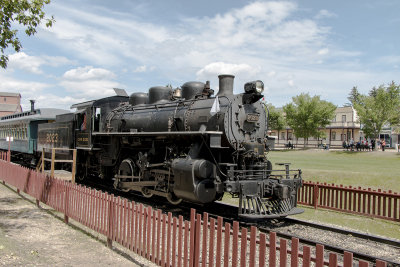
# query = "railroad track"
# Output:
<box><xmin>260</xmin><ymin>219</ymin><xmax>400</xmax><ymax>266</ymax></box>
<box><xmin>208</xmin><ymin>202</ymin><xmax>400</xmax><ymax>266</ymax></box>
<box><xmin>80</xmin><ymin>180</ymin><xmax>400</xmax><ymax>266</ymax></box>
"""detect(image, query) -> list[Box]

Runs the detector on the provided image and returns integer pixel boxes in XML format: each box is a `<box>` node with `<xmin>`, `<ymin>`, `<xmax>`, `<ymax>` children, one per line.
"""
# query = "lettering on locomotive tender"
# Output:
<box><xmin>77</xmin><ymin>133</ymin><xmax>89</xmax><ymax>146</ymax></box>
<box><xmin>46</xmin><ymin>133</ymin><xmax>59</xmax><ymax>143</ymax></box>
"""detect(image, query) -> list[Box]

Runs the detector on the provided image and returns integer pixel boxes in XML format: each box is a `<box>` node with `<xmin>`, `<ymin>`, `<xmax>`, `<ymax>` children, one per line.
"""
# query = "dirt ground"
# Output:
<box><xmin>0</xmin><ymin>182</ymin><xmax>157</xmax><ymax>266</ymax></box>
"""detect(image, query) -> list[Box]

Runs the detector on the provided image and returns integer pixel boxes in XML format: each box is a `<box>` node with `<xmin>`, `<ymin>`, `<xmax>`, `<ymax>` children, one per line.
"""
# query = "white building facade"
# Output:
<box><xmin>268</xmin><ymin>106</ymin><xmax>397</xmax><ymax>148</ymax></box>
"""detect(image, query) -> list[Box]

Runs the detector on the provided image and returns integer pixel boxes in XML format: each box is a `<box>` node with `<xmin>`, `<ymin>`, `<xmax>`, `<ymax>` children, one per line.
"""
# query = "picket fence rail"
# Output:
<box><xmin>299</xmin><ymin>181</ymin><xmax>400</xmax><ymax>222</ymax></box>
<box><xmin>0</xmin><ymin>151</ymin><xmax>10</xmax><ymax>162</ymax></box>
<box><xmin>0</xmin><ymin>159</ymin><xmax>391</xmax><ymax>266</ymax></box>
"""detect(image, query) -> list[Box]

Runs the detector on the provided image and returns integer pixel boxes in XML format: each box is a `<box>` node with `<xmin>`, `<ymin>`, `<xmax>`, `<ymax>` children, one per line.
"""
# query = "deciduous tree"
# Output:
<box><xmin>266</xmin><ymin>104</ymin><xmax>285</xmax><ymax>142</ymax></box>
<box><xmin>0</xmin><ymin>0</ymin><xmax>54</xmax><ymax>68</ymax></box>
<box><xmin>283</xmin><ymin>93</ymin><xmax>336</xmax><ymax>146</ymax></box>
<box><xmin>351</xmin><ymin>82</ymin><xmax>400</xmax><ymax>141</ymax></box>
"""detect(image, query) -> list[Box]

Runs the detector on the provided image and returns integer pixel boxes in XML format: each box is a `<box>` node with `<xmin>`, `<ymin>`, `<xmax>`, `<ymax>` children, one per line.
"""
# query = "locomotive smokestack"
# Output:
<box><xmin>30</xmin><ymin>100</ymin><xmax>35</xmax><ymax>113</ymax></box>
<box><xmin>217</xmin><ymin>74</ymin><xmax>234</xmax><ymax>96</ymax></box>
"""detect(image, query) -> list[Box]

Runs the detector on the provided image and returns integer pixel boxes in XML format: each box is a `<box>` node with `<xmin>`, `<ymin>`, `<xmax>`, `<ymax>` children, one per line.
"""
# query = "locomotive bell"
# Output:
<box><xmin>173</xmin><ymin>88</ymin><xmax>182</xmax><ymax>98</ymax></box>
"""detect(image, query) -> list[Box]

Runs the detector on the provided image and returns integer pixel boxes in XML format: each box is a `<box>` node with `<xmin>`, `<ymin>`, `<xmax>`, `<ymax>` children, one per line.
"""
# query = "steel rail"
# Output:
<box><xmin>209</xmin><ymin>202</ymin><xmax>400</xmax><ymax>266</ymax></box>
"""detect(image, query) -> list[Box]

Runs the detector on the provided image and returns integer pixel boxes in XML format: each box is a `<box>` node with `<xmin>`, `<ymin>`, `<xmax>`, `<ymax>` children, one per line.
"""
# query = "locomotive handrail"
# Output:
<box><xmin>229</xmin><ymin>168</ymin><xmax>302</xmax><ymax>181</ymax></box>
<box><xmin>40</xmin><ymin>147</ymin><xmax>77</xmax><ymax>183</ymax></box>
<box><xmin>91</xmin><ymin>131</ymin><xmax>223</xmax><ymax>136</ymax></box>
<box><xmin>231</xmin><ymin>169</ymin><xmax>301</xmax><ymax>174</ymax></box>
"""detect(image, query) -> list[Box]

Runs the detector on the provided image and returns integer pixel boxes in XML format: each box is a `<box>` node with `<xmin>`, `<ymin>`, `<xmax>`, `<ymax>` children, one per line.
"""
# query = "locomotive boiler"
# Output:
<box><xmin>38</xmin><ymin>74</ymin><xmax>303</xmax><ymax>219</ymax></box>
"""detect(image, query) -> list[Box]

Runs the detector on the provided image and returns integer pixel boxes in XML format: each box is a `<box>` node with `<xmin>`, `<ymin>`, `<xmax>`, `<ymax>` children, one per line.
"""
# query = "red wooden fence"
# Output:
<box><xmin>0</xmin><ymin>159</ymin><xmax>391</xmax><ymax>266</ymax></box>
<box><xmin>299</xmin><ymin>181</ymin><xmax>400</xmax><ymax>222</ymax></box>
<box><xmin>0</xmin><ymin>151</ymin><xmax>10</xmax><ymax>162</ymax></box>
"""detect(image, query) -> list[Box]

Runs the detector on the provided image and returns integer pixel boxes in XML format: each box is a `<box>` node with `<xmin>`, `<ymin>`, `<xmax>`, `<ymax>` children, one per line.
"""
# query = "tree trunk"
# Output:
<box><xmin>374</xmin><ymin>131</ymin><xmax>379</xmax><ymax>151</ymax></box>
<box><xmin>277</xmin><ymin>130</ymin><xmax>280</xmax><ymax>144</ymax></box>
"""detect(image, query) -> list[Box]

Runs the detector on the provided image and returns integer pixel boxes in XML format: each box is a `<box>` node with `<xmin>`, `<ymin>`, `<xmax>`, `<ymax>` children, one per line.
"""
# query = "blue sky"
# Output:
<box><xmin>1</xmin><ymin>0</ymin><xmax>399</xmax><ymax>111</ymax></box>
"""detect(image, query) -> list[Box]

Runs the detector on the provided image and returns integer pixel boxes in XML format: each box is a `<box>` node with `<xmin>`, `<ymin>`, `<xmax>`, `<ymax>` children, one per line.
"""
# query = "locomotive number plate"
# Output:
<box><xmin>246</xmin><ymin>114</ymin><xmax>259</xmax><ymax>122</ymax></box>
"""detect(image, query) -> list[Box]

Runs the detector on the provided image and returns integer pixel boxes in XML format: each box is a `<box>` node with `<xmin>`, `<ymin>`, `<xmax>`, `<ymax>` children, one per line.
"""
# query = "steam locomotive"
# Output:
<box><xmin>3</xmin><ymin>75</ymin><xmax>303</xmax><ymax>219</ymax></box>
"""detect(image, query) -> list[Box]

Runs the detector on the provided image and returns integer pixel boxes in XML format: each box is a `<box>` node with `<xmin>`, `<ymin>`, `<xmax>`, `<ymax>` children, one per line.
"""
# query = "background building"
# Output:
<box><xmin>0</xmin><ymin>92</ymin><xmax>22</xmax><ymax>117</ymax></box>
<box><xmin>269</xmin><ymin>105</ymin><xmax>399</xmax><ymax>148</ymax></box>
<box><xmin>269</xmin><ymin>106</ymin><xmax>364</xmax><ymax>148</ymax></box>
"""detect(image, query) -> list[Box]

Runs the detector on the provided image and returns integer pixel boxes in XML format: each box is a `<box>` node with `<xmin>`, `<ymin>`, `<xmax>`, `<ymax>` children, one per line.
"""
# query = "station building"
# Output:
<box><xmin>269</xmin><ymin>106</ymin><xmax>398</xmax><ymax>148</ymax></box>
<box><xmin>0</xmin><ymin>92</ymin><xmax>22</xmax><ymax>116</ymax></box>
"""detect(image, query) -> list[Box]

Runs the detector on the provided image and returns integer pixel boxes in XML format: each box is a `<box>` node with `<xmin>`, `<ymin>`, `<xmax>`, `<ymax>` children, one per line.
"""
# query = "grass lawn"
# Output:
<box><xmin>293</xmin><ymin>206</ymin><xmax>400</xmax><ymax>240</ymax></box>
<box><xmin>222</xmin><ymin>149</ymin><xmax>400</xmax><ymax>239</ymax></box>
<box><xmin>267</xmin><ymin>149</ymin><xmax>400</xmax><ymax>192</ymax></box>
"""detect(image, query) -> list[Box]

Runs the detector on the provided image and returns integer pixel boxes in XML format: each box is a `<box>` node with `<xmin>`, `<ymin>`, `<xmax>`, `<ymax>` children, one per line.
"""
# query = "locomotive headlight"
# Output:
<box><xmin>244</xmin><ymin>80</ymin><xmax>264</xmax><ymax>94</ymax></box>
<box><xmin>255</xmin><ymin>81</ymin><xmax>264</xmax><ymax>93</ymax></box>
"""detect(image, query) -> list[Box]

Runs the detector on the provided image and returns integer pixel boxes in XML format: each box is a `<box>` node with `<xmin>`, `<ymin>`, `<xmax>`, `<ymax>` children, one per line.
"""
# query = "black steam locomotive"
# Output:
<box><xmin>9</xmin><ymin>75</ymin><xmax>303</xmax><ymax>219</ymax></box>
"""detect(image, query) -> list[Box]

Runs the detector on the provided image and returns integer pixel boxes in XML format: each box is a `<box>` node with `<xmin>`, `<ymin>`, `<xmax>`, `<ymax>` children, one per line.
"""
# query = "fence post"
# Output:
<box><xmin>189</xmin><ymin>209</ymin><xmax>196</xmax><ymax>267</ymax></box>
<box><xmin>269</xmin><ymin>232</ymin><xmax>276</xmax><ymax>267</ymax></box>
<box><xmin>316</xmin><ymin>244</ymin><xmax>324</xmax><ymax>267</ymax></box>
<box><xmin>50</xmin><ymin>148</ymin><xmax>55</xmax><ymax>178</ymax></box>
<box><xmin>64</xmin><ymin>182</ymin><xmax>69</xmax><ymax>224</ymax></box>
<box><xmin>249</xmin><ymin>226</ymin><xmax>256</xmax><ymax>267</ymax></box>
<box><xmin>41</xmin><ymin>148</ymin><xmax>45</xmax><ymax>173</ymax></box>
<box><xmin>240</xmin><ymin>228</ymin><xmax>247</xmax><ymax>267</ymax></box>
<box><xmin>216</xmin><ymin>216</ymin><xmax>223</xmax><ymax>267</ymax></box>
<box><xmin>195</xmin><ymin>214</ymin><xmax>201</xmax><ymax>267</ymax></box>
<box><xmin>71</xmin><ymin>149</ymin><xmax>77</xmax><ymax>184</ymax></box>
<box><xmin>291</xmin><ymin>237</ymin><xmax>299</xmax><ymax>267</ymax></box>
<box><xmin>343</xmin><ymin>252</ymin><xmax>353</xmax><ymax>267</ymax></box>
<box><xmin>313</xmin><ymin>184</ymin><xmax>319</xmax><ymax>209</ymax></box>
<box><xmin>107</xmin><ymin>195</ymin><xmax>114</xmax><ymax>248</ymax></box>
<box><xmin>376</xmin><ymin>260</ymin><xmax>387</xmax><ymax>267</ymax></box>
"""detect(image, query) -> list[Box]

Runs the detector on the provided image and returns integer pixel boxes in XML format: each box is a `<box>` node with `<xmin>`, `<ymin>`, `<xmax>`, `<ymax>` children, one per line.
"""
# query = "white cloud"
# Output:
<box><xmin>315</xmin><ymin>9</ymin><xmax>337</xmax><ymax>20</ymax></box>
<box><xmin>22</xmin><ymin>94</ymin><xmax>85</xmax><ymax>111</ymax></box>
<box><xmin>0</xmin><ymin>65</ymin><xmax>117</xmax><ymax>110</ymax></box>
<box><xmin>8</xmin><ymin>52</ymin><xmax>73</xmax><ymax>74</ymax></box>
<box><xmin>18</xmin><ymin>0</ymin><xmax>394</xmax><ymax>109</ymax></box>
<box><xmin>43</xmin><ymin>55</ymin><xmax>74</xmax><ymax>67</ymax></box>
<box><xmin>0</xmin><ymin>72</ymin><xmax>79</xmax><ymax>110</ymax></box>
<box><xmin>318</xmin><ymin>48</ymin><xmax>329</xmax><ymax>55</ymax></box>
<box><xmin>8</xmin><ymin>52</ymin><xmax>43</xmax><ymax>74</ymax></box>
<box><xmin>196</xmin><ymin>62</ymin><xmax>260</xmax><ymax>79</ymax></box>
<box><xmin>38</xmin><ymin>1</ymin><xmax>330</xmax><ymax>72</ymax></box>
<box><xmin>133</xmin><ymin>65</ymin><xmax>147</xmax><ymax>73</ymax></box>
<box><xmin>60</xmin><ymin>66</ymin><xmax>121</xmax><ymax>98</ymax></box>
<box><xmin>0</xmin><ymin>72</ymin><xmax>49</xmax><ymax>93</ymax></box>
<box><xmin>63</xmin><ymin>66</ymin><xmax>116</xmax><ymax>81</ymax></box>
<box><xmin>40</xmin><ymin>4</ymin><xmax>171</xmax><ymax>66</ymax></box>
<box><xmin>133</xmin><ymin>65</ymin><xmax>155</xmax><ymax>73</ymax></box>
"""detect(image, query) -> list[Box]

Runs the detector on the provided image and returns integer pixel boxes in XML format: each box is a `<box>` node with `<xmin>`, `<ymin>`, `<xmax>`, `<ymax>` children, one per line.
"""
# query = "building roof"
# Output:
<box><xmin>0</xmin><ymin>103</ymin><xmax>20</xmax><ymax>112</ymax></box>
<box><xmin>0</xmin><ymin>108</ymin><xmax>70</xmax><ymax>124</ymax></box>
<box><xmin>71</xmin><ymin>95</ymin><xmax>128</xmax><ymax>110</ymax></box>
<box><xmin>70</xmin><ymin>100</ymin><xmax>95</xmax><ymax>110</ymax></box>
<box><xmin>0</xmin><ymin>92</ymin><xmax>21</xmax><ymax>97</ymax></box>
